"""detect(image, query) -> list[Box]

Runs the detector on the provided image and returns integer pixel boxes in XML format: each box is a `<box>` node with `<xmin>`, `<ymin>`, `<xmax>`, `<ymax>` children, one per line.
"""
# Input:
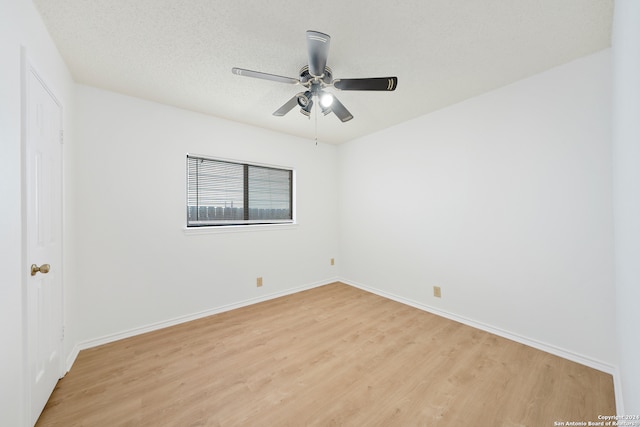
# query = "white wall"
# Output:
<box><xmin>338</xmin><ymin>50</ymin><xmax>616</xmax><ymax>367</ymax></box>
<box><xmin>72</xmin><ymin>85</ymin><xmax>339</xmax><ymax>345</ymax></box>
<box><xmin>612</xmin><ymin>0</ymin><xmax>640</xmax><ymax>413</ymax></box>
<box><xmin>0</xmin><ymin>0</ymin><xmax>76</xmax><ymax>426</ymax></box>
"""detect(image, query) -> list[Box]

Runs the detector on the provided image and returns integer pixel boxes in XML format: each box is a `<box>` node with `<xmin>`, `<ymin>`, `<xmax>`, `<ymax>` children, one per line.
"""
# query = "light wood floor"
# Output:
<box><xmin>37</xmin><ymin>282</ymin><xmax>615</xmax><ymax>426</ymax></box>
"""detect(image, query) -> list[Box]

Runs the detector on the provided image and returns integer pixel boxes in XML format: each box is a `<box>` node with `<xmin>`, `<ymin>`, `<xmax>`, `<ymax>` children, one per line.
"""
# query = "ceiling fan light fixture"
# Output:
<box><xmin>320</xmin><ymin>92</ymin><xmax>334</xmax><ymax>108</ymax></box>
<box><xmin>297</xmin><ymin>91</ymin><xmax>312</xmax><ymax>108</ymax></box>
<box><xmin>300</xmin><ymin>99</ymin><xmax>313</xmax><ymax>117</ymax></box>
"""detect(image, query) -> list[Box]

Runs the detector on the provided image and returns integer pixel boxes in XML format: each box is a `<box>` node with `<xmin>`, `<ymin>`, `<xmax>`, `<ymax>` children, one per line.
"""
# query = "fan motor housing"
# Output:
<box><xmin>299</xmin><ymin>65</ymin><xmax>332</xmax><ymax>85</ymax></box>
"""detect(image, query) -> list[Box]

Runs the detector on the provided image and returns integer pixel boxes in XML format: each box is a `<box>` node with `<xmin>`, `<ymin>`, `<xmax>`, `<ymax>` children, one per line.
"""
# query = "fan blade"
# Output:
<box><xmin>334</xmin><ymin>77</ymin><xmax>398</xmax><ymax>91</ymax></box>
<box><xmin>232</xmin><ymin>67</ymin><xmax>299</xmax><ymax>85</ymax></box>
<box><xmin>273</xmin><ymin>95</ymin><xmax>300</xmax><ymax>117</ymax></box>
<box><xmin>306</xmin><ymin>30</ymin><xmax>331</xmax><ymax>77</ymax></box>
<box><xmin>331</xmin><ymin>96</ymin><xmax>354</xmax><ymax>122</ymax></box>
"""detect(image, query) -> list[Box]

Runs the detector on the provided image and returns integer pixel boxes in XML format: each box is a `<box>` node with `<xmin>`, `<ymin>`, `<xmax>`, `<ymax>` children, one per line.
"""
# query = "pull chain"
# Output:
<box><xmin>314</xmin><ymin>96</ymin><xmax>318</xmax><ymax>146</ymax></box>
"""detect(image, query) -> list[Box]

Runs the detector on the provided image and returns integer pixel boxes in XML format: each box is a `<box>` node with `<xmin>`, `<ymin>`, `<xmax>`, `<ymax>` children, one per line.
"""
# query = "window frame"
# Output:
<box><xmin>185</xmin><ymin>153</ymin><xmax>296</xmax><ymax>230</ymax></box>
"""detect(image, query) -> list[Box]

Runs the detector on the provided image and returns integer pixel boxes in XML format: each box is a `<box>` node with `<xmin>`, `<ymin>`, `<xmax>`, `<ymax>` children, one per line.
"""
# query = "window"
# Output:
<box><xmin>187</xmin><ymin>155</ymin><xmax>294</xmax><ymax>227</ymax></box>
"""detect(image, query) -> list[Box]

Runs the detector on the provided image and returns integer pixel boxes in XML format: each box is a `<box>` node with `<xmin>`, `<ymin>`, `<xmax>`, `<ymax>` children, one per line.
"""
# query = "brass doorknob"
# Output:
<box><xmin>31</xmin><ymin>264</ymin><xmax>51</xmax><ymax>276</ymax></box>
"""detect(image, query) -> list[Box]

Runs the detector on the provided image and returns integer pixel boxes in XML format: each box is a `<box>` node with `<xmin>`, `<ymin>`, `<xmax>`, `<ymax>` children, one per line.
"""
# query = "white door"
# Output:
<box><xmin>24</xmin><ymin>64</ymin><xmax>64</xmax><ymax>426</ymax></box>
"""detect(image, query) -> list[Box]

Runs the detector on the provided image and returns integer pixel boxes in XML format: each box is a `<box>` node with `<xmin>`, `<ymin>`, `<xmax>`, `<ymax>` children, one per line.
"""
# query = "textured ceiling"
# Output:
<box><xmin>33</xmin><ymin>0</ymin><xmax>613</xmax><ymax>144</ymax></box>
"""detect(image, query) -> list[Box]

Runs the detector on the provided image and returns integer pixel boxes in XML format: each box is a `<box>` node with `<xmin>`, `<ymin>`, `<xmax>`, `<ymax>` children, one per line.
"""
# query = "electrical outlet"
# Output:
<box><xmin>433</xmin><ymin>286</ymin><xmax>442</xmax><ymax>298</ymax></box>
<box><xmin>330</xmin><ymin>258</ymin><xmax>335</xmax><ymax>266</ymax></box>
<box><xmin>257</xmin><ymin>277</ymin><xmax>263</xmax><ymax>287</ymax></box>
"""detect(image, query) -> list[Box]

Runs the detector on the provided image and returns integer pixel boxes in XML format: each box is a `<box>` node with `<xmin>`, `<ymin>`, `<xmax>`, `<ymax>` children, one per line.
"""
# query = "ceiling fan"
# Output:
<box><xmin>232</xmin><ymin>30</ymin><xmax>398</xmax><ymax>122</ymax></box>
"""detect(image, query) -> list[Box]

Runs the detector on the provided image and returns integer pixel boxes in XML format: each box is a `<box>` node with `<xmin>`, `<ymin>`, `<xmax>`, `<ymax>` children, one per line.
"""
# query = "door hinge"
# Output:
<box><xmin>59</xmin><ymin>129</ymin><xmax>64</xmax><ymax>144</ymax></box>
<box><xmin>61</xmin><ymin>326</ymin><xmax>65</xmax><ymax>341</ymax></box>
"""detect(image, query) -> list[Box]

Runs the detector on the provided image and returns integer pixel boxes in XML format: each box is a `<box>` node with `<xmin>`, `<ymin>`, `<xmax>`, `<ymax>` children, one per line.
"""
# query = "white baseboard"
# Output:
<box><xmin>65</xmin><ymin>344</ymin><xmax>80</xmax><ymax>374</ymax></box>
<box><xmin>66</xmin><ymin>278</ymin><xmax>338</xmax><ymax>368</ymax></box>
<box><xmin>339</xmin><ymin>278</ymin><xmax>624</xmax><ymax>414</ymax></box>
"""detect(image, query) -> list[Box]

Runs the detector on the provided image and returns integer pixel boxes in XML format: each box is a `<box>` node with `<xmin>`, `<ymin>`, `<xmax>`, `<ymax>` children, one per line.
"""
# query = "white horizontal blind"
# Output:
<box><xmin>187</xmin><ymin>155</ymin><xmax>293</xmax><ymax>226</ymax></box>
<box><xmin>248</xmin><ymin>166</ymin><xmax>292</xmax><ymax>220</ymax></box>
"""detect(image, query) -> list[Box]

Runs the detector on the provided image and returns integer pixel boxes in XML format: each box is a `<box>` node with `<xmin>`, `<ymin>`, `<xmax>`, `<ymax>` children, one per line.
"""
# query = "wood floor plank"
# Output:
<box><xmin>36</xmin><ymin>282</ymin><xmax>615</xmax><ymax>426</ymax></box>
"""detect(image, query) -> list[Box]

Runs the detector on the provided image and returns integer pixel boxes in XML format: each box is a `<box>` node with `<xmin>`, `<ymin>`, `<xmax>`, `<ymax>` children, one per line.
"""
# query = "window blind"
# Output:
<box><xmin>187</xmin><ymin>155</ymin><xmax>293</xmax><ymax>226</ymax></box>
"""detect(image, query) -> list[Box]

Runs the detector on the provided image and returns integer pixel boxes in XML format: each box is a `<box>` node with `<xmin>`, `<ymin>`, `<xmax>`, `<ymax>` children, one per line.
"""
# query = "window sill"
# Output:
<box><xmin>183</xmin><ymin>222</ymin><xmax>298</xmax><ymax>235</ymax></box>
